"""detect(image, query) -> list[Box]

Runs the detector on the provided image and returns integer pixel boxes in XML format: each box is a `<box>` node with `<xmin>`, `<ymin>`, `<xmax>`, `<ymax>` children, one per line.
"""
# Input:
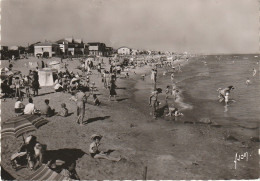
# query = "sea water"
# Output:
<box><xmin>133</xmin><ymin>55</ymin><xmax>260</xmax><ymax>127</ymax></box>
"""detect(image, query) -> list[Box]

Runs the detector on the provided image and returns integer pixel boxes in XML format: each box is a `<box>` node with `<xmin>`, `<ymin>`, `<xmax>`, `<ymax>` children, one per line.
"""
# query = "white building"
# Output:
<box><xmin>117</xmin><ymin>47</ymin><xmax>131</xmax><ymax>55</ymax></box>
<box><xmin>34</xmin><ymin>42</ymin><xmax>60</xmax><ymax>57</ymax></box>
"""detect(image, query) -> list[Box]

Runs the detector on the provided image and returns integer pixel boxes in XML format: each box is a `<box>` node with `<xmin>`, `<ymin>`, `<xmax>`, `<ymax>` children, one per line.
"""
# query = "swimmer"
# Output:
<box><xmin>170</xmin><ymin>73</ymin><xmax>174</xmax><ymax>82</ymax></box>
<box><xmin>252</xmin><ymin>68</ymin><xmax>257</xmax><ymax>77</ymax></box>
<box><xmin>246</xmin><ymin>78</ymin><xmax>251</xmax><ymax>86</ymax></box>
<box><xmin>163</xmin><ymin>71</ymin><xmax>167</xmax><ymax>76</ymax></box>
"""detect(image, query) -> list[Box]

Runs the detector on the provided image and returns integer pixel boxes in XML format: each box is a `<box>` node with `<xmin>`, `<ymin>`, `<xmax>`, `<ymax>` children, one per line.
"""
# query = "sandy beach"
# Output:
<box><xmin>1</xmin><ymin>55</ymin><xmax>259</xmax><ymax>180</ymax></box>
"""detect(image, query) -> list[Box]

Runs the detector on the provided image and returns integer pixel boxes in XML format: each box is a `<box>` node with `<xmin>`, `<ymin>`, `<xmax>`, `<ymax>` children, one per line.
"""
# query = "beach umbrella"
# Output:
<box><xmin>1</xmin><ymin>115</ymin><xmax>49</xmax><ymax>142</ymax></box>
<box><xmin>26</xmin><ymin>164</ymin><xmax>73</xmax><ymax>181</ymax></box>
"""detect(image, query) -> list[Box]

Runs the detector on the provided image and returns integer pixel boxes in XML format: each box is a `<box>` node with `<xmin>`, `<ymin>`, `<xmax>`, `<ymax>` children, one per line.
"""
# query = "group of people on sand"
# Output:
<box><xmin>149</xmin><ymin>64</ymin><xmax>183</xmax><ymax>119</ymax></box>
<box><xmin>11</xmin><ymin>133</ymin><xmax>120</xmax><ymax>180</ymax></box>
<box><xmin>7</xmin><ymin>56</ymin><xmax>130</xmax><ymax>179</ymax></box>
<box><xmin>14</xmin><ymin>97</ymin><xmax>67</xmax><ymax>117</ymax></box>
<box><xmin>1</xmin><ymin>68</ymin><xmax>40</xmax><ymax>100</ymax></box>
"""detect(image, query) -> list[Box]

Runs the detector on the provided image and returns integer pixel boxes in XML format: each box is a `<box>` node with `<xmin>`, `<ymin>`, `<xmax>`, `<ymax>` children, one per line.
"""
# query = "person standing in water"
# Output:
<box><xmin>246</xmin><ymin>78</ymin><xmax>251</xmax><ymax>86</ymax></box>
<box><xmin>170</xmin><ymin>73</ymin><xmax>174</xmax><ymax>82</ymax></box>
<box><xmin>252</xmin><ymin>68</ymin><xmax>257</xmax><ymax>77</ymax></box>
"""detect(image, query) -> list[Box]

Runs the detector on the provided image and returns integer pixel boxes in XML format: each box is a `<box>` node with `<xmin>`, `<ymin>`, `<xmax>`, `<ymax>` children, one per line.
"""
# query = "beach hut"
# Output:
<box><xmin>38</xmin><ymin>68</ymin><xmax>55</xmax><ymax>86</ymax></box>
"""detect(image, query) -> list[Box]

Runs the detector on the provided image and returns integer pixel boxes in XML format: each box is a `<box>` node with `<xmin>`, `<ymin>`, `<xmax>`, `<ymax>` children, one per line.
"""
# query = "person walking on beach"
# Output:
<box><xmin>75</xmin><ymin>89</ymin><xmax>90</xmax><ymax>125</ymax></box>
<box><xmin>32</xmin><ymin>71</ymin><xmax>40</xmax><ymax>96</ymax></box>
<box><xmin>109</xmin><ymin>78</ymin><xmax>117</xmax><ymax>101</ymax></box>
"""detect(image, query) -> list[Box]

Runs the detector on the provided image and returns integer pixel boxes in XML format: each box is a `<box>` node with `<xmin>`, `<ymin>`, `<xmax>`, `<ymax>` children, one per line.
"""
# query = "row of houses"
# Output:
<box><xmin>1</xmin><ymin>38</ymin><xmax>153</xmax><ymax>59</ymax></box>
<box><xmin>33</xmin><ymin>38</ymin><xmax>114</xmax><ymax>58</ymax></box>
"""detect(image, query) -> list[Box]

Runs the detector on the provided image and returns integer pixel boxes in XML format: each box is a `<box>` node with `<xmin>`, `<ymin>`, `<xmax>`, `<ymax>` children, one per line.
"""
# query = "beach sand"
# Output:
<box><xmin>1</xmin><ymin>55</ymin><xmax>259</xmax><ymax>180</ymax></box>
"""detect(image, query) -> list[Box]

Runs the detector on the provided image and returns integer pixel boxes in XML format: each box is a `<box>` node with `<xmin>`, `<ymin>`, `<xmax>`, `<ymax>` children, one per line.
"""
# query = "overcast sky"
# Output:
<box><xmin>1</xmin><ymin>0</ymin><xmax>259</xmax><ymax>54</ymax></box>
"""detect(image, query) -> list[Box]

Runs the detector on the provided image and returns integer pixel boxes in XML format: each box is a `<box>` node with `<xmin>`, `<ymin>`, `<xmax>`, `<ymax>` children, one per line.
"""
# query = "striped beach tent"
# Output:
<box><xmin>26</xmin><ymin>164</ymin><xmax>72</xmax><ymax>181</ymax></box>
<box><xmin>1</xmin><ymin>115</ymin><xmax>48</xmax><ymax>140</ymax></box>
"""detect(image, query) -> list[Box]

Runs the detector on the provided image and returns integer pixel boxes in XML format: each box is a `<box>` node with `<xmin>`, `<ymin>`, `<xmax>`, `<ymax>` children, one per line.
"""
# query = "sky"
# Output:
<box><xmin>1</xmin><ymin>0</ymin><xmax>259</xmax><ymax>54</ymax></box>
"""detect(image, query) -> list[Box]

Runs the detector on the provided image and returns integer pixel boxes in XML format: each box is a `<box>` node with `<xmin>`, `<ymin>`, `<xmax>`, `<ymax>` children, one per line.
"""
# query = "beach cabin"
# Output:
<box><xmin>38</xmin><ymin>68</ymin><xmax>57</xmax><ymax>86</ymax></box>
<box><xmin>34</xmin><ymin>42</ymin><xmax>60</xmax><ymax>58</ymax></box>
<box><xmin>118</xmin><ymin>47</ymin><xmax>131</xmax><ymax>55</ymax></box>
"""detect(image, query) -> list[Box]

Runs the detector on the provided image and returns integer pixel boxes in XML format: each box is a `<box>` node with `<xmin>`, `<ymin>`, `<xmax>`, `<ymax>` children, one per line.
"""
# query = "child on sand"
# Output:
<box><xmin>89</xmin><ymin>134</ymin><xmax>121</xmax><ymax>162</ymax></box>
<box><xmin>58</xmin><ymin>103</ymin><xmax>68</xmax><ymax>117</ymax></box>
<box><xmin>93</xmin><ymin>94</ymin><xmax>101</xmax><ymax>106</ymax></box>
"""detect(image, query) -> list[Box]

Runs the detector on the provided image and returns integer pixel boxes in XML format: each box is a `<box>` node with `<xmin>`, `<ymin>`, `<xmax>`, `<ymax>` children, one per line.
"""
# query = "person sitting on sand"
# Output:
<box><xmin>24</xmin><ymin>97</ymin><xmax>39</xmax><ymax>115</ymax></box>
<box><xmin>41</xmin><ymin>99</ymin><xmax>55</xmax><ymax>117</ymax></box>
<box><xmin>58</xmin><ymin>103</ymin><xmax>69</xmax><ymax>117</ymax></box>
<box><xmin>24</xmin><ymin>135</ymin><xmax>43</xmax><ymax>170</ymax></box>
<box><xmin>89</xmin><ymin>134</ymin><xmax>121</xmax><ymax>162</ymax></box>
<box><xmin>54</xmin><ymin>82</ymin><xmax>63</xmax><ymax>92</ymax></box>
<box><xmin>14</xmin><ymin>97</ymin><xmax>25</xmax><ymax>116</ymax></box>
<box><xmin>93</xmin><ymin>94</ymin><xmax>101</xmax><ymax>106</ymax></box>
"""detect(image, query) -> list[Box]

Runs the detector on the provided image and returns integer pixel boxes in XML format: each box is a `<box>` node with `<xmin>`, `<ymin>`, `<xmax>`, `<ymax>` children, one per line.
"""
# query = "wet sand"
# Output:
<box><xmin>1</xmin><ymin>55</ymin><xmax>259</xmax><ymax>180</ymax></box>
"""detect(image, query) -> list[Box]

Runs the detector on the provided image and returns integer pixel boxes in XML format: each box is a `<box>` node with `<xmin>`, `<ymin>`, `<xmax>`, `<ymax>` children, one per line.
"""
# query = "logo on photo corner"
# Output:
<box><xmin>234</xmin><ymin>152</ymin><xmax>252</xmax><ymax>169</ymax></box>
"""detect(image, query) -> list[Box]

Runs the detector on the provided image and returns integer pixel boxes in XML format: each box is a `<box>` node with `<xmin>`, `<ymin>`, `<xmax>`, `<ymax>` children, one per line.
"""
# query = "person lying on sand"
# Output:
<box><xmin>166</xmin><ymin>107</ymin><xmax>183</xmax><ymax>117</ymax></box>
<box><xmin>89</xmin><ymin>134</ymin><xmax>121</xmax><ymax>162</ymax></box>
